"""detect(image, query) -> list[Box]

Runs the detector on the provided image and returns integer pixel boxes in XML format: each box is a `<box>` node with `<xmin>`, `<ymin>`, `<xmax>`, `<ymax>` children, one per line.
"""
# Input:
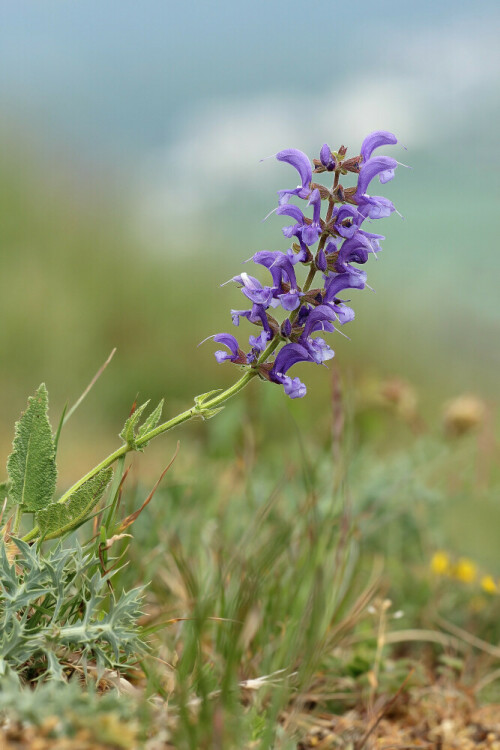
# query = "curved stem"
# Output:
<box><xmin>22</xmin><ymin>254</ymin><xmax>314</xmax><ymax>544</ymax></box>
<box><xmin>21</xmin><ymin>362</ymin><xmax>270</xmax><ymax>543</ymax></box>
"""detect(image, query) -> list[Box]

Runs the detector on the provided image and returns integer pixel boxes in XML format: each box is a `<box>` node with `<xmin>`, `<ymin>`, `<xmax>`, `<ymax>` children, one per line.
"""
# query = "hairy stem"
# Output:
<box><xmin>22</xmin><ymin>355</ymin><xmax>280</xmax><ymax>543</ymax></box>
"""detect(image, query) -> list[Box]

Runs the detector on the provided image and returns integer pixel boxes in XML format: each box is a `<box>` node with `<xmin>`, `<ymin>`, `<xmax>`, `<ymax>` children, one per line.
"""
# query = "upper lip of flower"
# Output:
<box><xmin>356</xmin><ymin>156</ymin><xmax>398</xmax><ymax>198</ymax></box>
<box><xmin>275</xmin><ymin>148</ymin><xmax>312</xmax><ymax>204</ymax></box>
<box><xmin>360</xmin><ymin>130</ymin><xmax>398</xmax><ymax>163</ymax></box>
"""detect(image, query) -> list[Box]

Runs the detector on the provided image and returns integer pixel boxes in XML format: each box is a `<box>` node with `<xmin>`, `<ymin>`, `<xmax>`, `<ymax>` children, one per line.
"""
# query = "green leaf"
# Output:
<box><xmin>136</xmin><ymin>399</ymin><xmax>164</xmax><ymax>449</ymax></box>
<box><xmin>0</xmin><ymin>480</ymin><xmax>11</xmax><ymax>525</ymax></box>
<box><xmin>119</xmin><ymin>401</ymin><xmax>150</xmax><ymax>448</ymax></box>
<box><xmin>36</xmin><ymin>467</ymin><xmax>113</xmax><ymax>540</ymax></box>
<box><xmin>7</xmin><ymin>384</ymin><xmax>57</xmax><ymax>513</ymax></box>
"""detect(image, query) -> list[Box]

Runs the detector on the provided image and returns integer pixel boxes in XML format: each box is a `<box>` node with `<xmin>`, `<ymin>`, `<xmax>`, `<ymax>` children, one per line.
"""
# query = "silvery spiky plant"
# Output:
<box><xmin>0</xmin><ymin>130</ymin><xmax>402</xmax><ymax>680</ymax></box>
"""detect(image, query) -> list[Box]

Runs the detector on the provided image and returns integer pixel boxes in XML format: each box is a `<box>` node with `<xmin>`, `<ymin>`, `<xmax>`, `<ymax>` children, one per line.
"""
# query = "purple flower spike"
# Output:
<box><xmin>213</xmin><ymin>333</ymin><xmax>247</xmax><ymax>364</ymax></box>
<box><xmin>320</xmin><ymin>143</ymin><xmax>336</xmax><ymax>171</ymax></box>
<box><xmin>276</xmin><ymin>148</ymin><xmax>312</xmax><ymax>205</ymax></box>
<box><xmin>356</xmin><ymin>156</ymin><xmax>398</xmax><ymax>198</ymax></box>
<box><xmin>360</xmin><ymin>130</ymin><xmax>397</xmax><ymax>163</ymax></box>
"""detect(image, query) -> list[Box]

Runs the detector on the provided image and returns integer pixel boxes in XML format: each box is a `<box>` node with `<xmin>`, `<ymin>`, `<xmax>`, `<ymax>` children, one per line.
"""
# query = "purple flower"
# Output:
<box><xmin>251</xmin><ymin>250</ymin><xmax>303</xmax><ymax>311</ymax></box>
<box><xmin>231</xmin><ymin>304</ymin><xmax>273</xmax><ymax>336</ymax></box>
<box><xmin>320</xmin><ymin>143</ymin><xmax>336</xmax><ymax>171</ymax></box>
<box><xmin>300</xmin><ymin>305</ymin><xmax>337</xmax><ymax>340</ymax></box>
<box><xmin>332</xmin><ymin>205</ymin><xmax>360</xmax><ymax>238</ymax></box>
<box><xmin>249</xmin><ymin>331</ymin><xmax>269</xmax><ymax>352</ymax></box>
<box><xmin>360</xmin><ymin>130</ymin><xmax>397</xmax><ymax>163</ymax></box>
<box><xmin>252</xmin><ymin>251</ymin><xmax>298</xmax><ymax>289</ymax></box>
<box><xmin>233</xmin><ymin>272</ymin><xmax>274</xmax><ymax>307</ymax></box>
<box><xmin>276</xmin><ymin>148</ymin><xmax>312</xmax><ymax>205</ymax></box>
<box><xmin>334</xmin><ymin>235</ymin><xmax>371</xmax><ymax>272</ymax></box>
<box><xmin>323</xmin><ymin>271</ymin><xmax>367</xmax><ymax>305</ymax></box>
<box><xmin>283</xmin><ymin>377</ymin><xmax>307</xmax><ymax>399</ymax></box>
<box><xmin>356</xmin><ymin>156</ymin><xmax>398</xmax><ymax>198</ymax></box>
<box><xmin>357</xmin><ymin>194</ymin><xmax>396</xmax><ymax>220</ymax></box>
<box><xmin>305</xmin><ymin>336</ymin><xmax>335</xmax><ymax>364</ymax></box>
<box><xmin>270</xmin><ymin>342</ymin><xmax>311</xmax><ymax>399</ymax></box>
<box><xmin>276</xmin><ymin>188</ymin><xmax>322</xmax><ymax>246</ymax></box>
<box><xmin>213</xmin><ymin>334</ymin><xmax>247</xmax><ymax>364</ymax></box>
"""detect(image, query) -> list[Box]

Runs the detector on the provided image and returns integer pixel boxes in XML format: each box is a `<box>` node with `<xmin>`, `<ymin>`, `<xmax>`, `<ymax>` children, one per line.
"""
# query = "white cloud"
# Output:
<box><xmin>133</xmin><ymin>13</ymin><xmax>499</xmax><ymax>245</ymax></box>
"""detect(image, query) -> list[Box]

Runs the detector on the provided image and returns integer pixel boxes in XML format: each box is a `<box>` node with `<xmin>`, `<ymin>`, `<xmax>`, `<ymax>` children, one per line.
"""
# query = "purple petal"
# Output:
<box><xmin>276</xmin><ymin>203</ymin><xmax>305</xmax><ymax>222</ymax></box>
<box><xmin>324</xmin><ymin>271</ymin><xmax>367</xmax><ymax>303</ymax></box>
<box><xmin>278</xmin><ymin>291</ymin><xmax>301</xmax><ymax>311</ymax></box>
<box><xmin>358</xmin><ymin>195</ymin><xmax>395</xmax><ymax>220</ymax></box>
<box><xmin>300</xmin><ymin>304</ymin><xmax>337</xmax><ymax>340</ymax></box>
<box><xmin>335</xmin><ymin>304</ymin><xmax>355</xmax><ymax>324</ymax></box>
<box><xmin>316</xmin><ymin>248</ymin><xmax>327</xmax><ymax>272</ymax></box>
<box><xmin>356</xmin><ymin>156</ymin><xmax>398</xmax><ymax>197</ymax></box>
<box><xmin>360</xmin><ymin>130</ymin><xmax>397</xmax><ymax>163</ymax></box>
<box><xmin>308</xmin><ymin>188</ymin><xmax>321</xmax><ymax>224</ymax></box>
<box><xmin>320</xmin><ymin>143</ymin><xmax>335</xmax><ymax>171</ymax></box>
<box><xmin>335</xmin><ymin>235</ymin><xmax>371</xmax><ymax>271</ymax></box>
<box><xmin>301</xmin><ymin>224</ymin><xmax>320</xmax><ymax>246</ymax></box>
<box><xmin>282</xmin><ymin>376</ymin><xmax>307</xmax><ymax>399</ymax></box>
<box><xmin>306</xmin><ymin>336</ymin><xmax>335</xmax><ymax>364</ymax></box>
<box><xmin>213</xmin><ymin>333</ymin><xmax>240</xmax><ymax>356</ymax></box>
<box><xmin>249</xmin><ymin>331</ymin><xmax>269</xmax><ymax>352</ymax></box>
<box><xmin>271</xmin><ymin>342</ymin><xmax>312</xmax><ymax>379</ymax></box>
<box><xmin>276</xmin><ymin>148</ymin><xmax>312</xmax><ymax>190</ymax></box>
<box><xmin>281</xmin><ymin>318</ymin><xmax>292</xmax><ymax>337</ymax></box>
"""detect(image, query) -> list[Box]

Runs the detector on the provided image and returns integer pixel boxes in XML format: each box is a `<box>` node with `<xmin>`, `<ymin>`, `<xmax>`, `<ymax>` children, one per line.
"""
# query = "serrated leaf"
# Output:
<box><xmin>36</xmin><ymin>467</ymin><xmax>113</xmax><ymax>540</ymax></box>
<box><xmin>119</xmin><ymin>401</ymin><xmax>149</xmax><ymax>447</ymax></box>
<box><xmin>136</xmin><ymin>399</ymin><xmax>164</xmax><ymax>449</ymax></box>
<box><xmin>7</xmin><ymin>384</ymin><xmax>57</xmax><ymax>513</ymax></box>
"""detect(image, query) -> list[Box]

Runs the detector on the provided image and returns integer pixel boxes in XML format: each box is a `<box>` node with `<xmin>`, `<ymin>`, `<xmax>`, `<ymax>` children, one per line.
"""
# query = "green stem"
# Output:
<box><xmin>22</xmin><ymin>354</ymin><xmax>279</xmax><ymax>543</ymax></box>
<box><xmin>21</xmin><ymin>269</ymin><xmax>307</xmax><ymax>544</ymax></box>
<box><xmin>12</xmin><ymin>505</ymin><xmax>22</xmax><ymax>537</ymax></box>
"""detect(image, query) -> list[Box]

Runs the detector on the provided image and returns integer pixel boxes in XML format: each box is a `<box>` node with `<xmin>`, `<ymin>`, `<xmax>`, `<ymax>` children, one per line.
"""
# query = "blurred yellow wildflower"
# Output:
<box><xmin>481</xmin><ymin>575</ymin><xmax>498</xmax><ymax>595</ymax></box>
<box><xmin>430</xmin><ymin>551</ymin><xmax>451</xmax><ymax>576</ymax></box>
<box><xmin>454</xmin><ymin>558</ymin><xmax>477</xmax><ymax>584</ymax></box>
<box><xmin>443</xmin><ymin>394</ymin><xmax>485</xmax><ymax>437</ymax></box>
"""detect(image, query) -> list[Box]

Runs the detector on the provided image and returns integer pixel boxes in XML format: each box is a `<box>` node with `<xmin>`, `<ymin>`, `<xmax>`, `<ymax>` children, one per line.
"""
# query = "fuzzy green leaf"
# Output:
<box><xmin>36</xmin><ymin>467</ymin><xmax>113</xmax><ymax>540</ymax></box>
<box><xmin>7</xmin><ymin>384</ymin><xmax>57</xmax><ymax>513</ymax></box>
<box><xmin>136</xmin><ymin>399</ymin><xmax>164</xmax><ymax>449</ymax></box>
<box><xmin>119</xmin><ymin>401</ymin><xmax>149</xmax><ymax>448</ymax></box>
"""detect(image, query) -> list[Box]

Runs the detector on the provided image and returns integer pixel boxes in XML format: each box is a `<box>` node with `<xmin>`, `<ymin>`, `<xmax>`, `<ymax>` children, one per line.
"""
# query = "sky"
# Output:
<box><xmin>0</xmin><ymin>0</ymin><xmax>499</xmax><ymax>391</ymax></box>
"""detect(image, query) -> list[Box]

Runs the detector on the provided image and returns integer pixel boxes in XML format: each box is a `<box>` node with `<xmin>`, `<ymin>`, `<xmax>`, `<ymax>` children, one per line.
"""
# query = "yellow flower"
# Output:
<box><xmin>481</xmin><ymin>575</ymin><xmax>498</xmax><ymax>595</ymax></box>
<box><xmin>430</xmin><ymin>551</ymin><xmax>451</xmax><ymax>576</ymax></box>
<box><xmin>454</xmin><ymin>558</ymin><xmax>477</xmax><ymax>584</ymax></box>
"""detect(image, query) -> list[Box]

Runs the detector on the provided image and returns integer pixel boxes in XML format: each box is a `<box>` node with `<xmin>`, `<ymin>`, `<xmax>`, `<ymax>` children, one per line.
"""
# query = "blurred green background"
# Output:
<box><xmin>0</xmin><ymin>0</ymin><xmax>498</xmax><ymax>481</ymax></box>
